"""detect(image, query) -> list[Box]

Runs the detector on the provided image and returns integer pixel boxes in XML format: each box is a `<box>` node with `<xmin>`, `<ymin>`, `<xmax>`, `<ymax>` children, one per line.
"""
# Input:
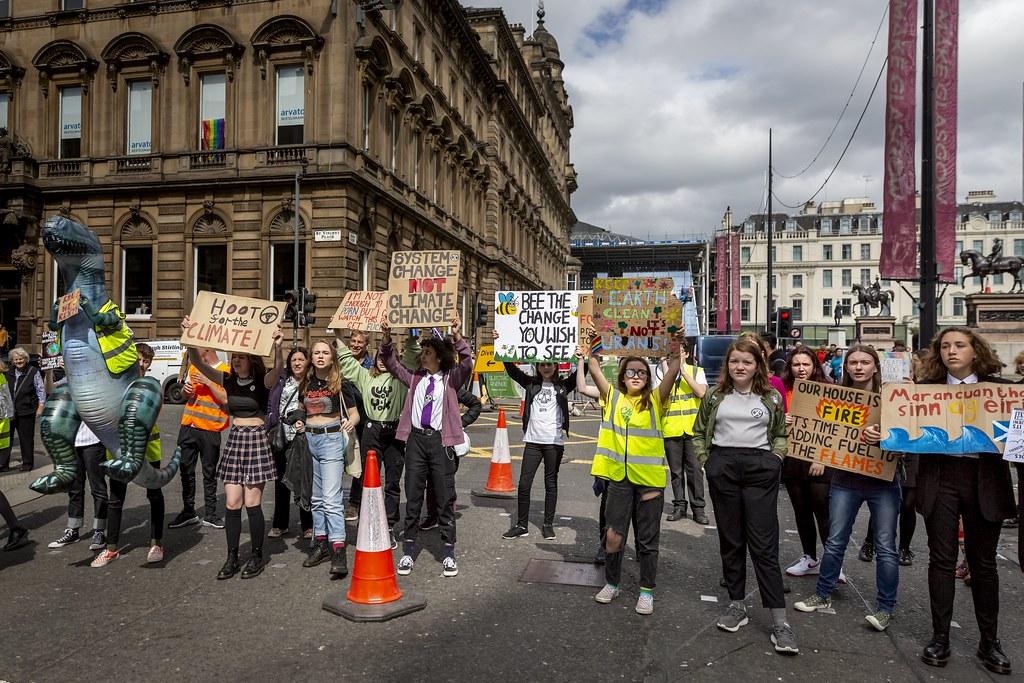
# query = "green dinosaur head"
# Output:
<box><xmin>42</xmin><ymin>215</ymin><xmax>104</xmax><ymax>295</ymax></box>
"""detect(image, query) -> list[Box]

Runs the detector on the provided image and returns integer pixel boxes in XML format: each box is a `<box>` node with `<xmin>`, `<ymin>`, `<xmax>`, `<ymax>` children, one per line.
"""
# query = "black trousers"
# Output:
<box><xmin>67</xmin><ymin>443</ymin><xmax>108</xmax><ymax>528</ymax></box>
<box><xmin>603</xmin><ymin>478</ymin><xmax>662</xmax><ymax>589</ymax></box>
<box><xmin>354</xmin><ymin>421</ymin><xmax>405</xmax><ymax>525</ymax></box>
<box><xmin>107</xmin><ymin>475</ymin><xmax>164</xmax><ymax>545</ymax></box>
<box><xmin>516</xmin><ymin>443</ymin><xmax>563</xmax><ymax>527</ymax></box>
<box><xmin>665</xmin><ymin>435</ymin><xmax>705</xmax><ymax>511</ymax></box>
<box><xmin>785</xmin><ymin>474</ymin><xmax>831</xmax><ymax>560</ymax></box>
<box><xmin>402</xmin><ymin>430</ymin><xmax>455</xmax><ymax>545</ymax></box>
<box><xmin>177</xmin><ymin>426</ymin><xmax>221</xmax><ymax>517</ymax></box>
<box><xmin>7</xmin><ymin>414</ymin><xmax>36</xmax><ymax>469</ymax></box>
<box><xmin>706</xmin><ymin>447</ymin><xmax>786</xmax><ymax>608</ymax></box>
<box><xmin>922</xmin><ymin>457</ymin><xmax>1002</xmax><ymax>641</ymax></box>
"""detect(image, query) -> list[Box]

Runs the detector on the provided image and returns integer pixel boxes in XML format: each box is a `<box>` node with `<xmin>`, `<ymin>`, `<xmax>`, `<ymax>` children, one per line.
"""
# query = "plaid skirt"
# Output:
<box><xmin>217</xmin><ymin>424</ymin><xmax>276</xmax><ymax>485</ymax></box>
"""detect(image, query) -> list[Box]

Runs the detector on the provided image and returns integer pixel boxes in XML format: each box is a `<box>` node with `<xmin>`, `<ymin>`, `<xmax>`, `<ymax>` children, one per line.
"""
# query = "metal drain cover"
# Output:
<box><xmin>519</xmin><ymin>558</ymin><xmax>606</xmax><ymax>587</ymax></box>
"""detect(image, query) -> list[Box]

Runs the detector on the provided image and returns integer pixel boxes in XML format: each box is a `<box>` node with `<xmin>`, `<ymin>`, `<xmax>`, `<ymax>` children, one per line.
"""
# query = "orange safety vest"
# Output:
<box><xmin>180</xmin><ymin>365</ymin><xmax>230</xmax><ymax>432</ymax></box>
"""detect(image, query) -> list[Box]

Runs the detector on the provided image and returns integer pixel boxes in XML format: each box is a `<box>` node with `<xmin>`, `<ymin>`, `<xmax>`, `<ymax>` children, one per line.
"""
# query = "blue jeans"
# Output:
<box><xmin>816</xmin><ymin>482</ymin><xmax>901</xmax><ymax>613</ymax></box>
<box><xmin>307</xmin><ymin>428</ymin><xmax>348</xmax><ymax>544</ymax></box>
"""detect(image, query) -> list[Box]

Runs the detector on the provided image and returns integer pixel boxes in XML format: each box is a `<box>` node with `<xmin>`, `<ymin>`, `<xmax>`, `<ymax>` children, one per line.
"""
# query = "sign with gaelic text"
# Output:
<box><xmin>386</xmin><ymin>250</ymin><xmax>461</xmax><ymax>328</ymax></box>
<box><xmin>493</xmin><ymin>290</ymin><xmax>579</xmax><ymax>363</ymax></box>
<box><xmin>181</xmin><ymin>291</ymin><xmax>286</xmax><ymax>357</ymax></box>
<box><xmin>592</xmin><ymin>278</ymin><xmax>681</xmax><ymax>357</ymax></box>
<box><xmin>57</xmin><ymin>289</ymin><xmax>81</xmax><ymax>323</ymax></box>
<box><xmin>788</xmin><ymin>379</ymin><xmax>896</xmax><ymax>480</ymax></box>
<box><xmin>329</xmin><ymin>291</ymin><xmax>388</xmax><ymax>332</ymax></box>
<box><xmin>880</xmin><ymin>382</ymin><xmax>1024</xmax><ymax>455</ymax></box>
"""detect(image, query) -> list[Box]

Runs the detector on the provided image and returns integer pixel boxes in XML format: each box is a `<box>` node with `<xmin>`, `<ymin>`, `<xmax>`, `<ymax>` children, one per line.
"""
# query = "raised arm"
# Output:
<box><xmin>575</xmin><ymin>339</ymin><xmax>600</xmax><ymax>399</ymax></box>
<box><xmin>379</xmin><ymin>322</ymin><xmax>414</xmax><ymax>387</ymax></box>
<box><xmin>449</xmin><ymin>316</ymin><xmax>473</xmax><ymax>388</ymax></box>
<box><xmin>263</xmin><ymin>329</ymin><xmax>285</xmax><ymax>389</ymax></box>
<box><xmin>181</xmin><ymin>317</ymin><xmax>225</xmax><ymax>385</ymax></box>
<box><xmin>400</xmin><ymin>330</ymin><xmax>421</xmax><ymax>370</ymax></box>
<box><xmin>658</xmin><ymin>334</ymin><xmax>683</xmax><ymax>405</ymax></box>
<box><xmin>335</xmin><ymin>333</ymin><xmax>372</xmax><ymax>394</ymax></box>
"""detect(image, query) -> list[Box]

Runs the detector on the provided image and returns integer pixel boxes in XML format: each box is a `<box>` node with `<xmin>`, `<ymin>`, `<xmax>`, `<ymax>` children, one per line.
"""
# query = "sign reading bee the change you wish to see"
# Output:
<box><xmin>493</xmin><ymin>290</ymin><xmax>580</xmax><ymax>363</ymax></box>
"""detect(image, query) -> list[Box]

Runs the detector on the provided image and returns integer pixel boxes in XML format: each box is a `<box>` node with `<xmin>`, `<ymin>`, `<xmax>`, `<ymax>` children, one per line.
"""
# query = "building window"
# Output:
<box><xmin>956</xmin><ymin>240</ymin><xmax>963</xmax><ymax>254</ymax></box>
<box><xmin>771</xmin><ymin>275</ymin><xmax>777</xmax><ymax>289</ymax></box>
<box><xmin>199</xmin><ymin>73</ymin><xmax>226</xmax><ymax>150</ymax></box>
<box><xmin>791</xmin><ymin>299</ymin><xmax>803</xmax><ymax>321</ymax></box>
<box><xmin>1011</xmin><ymin>211</ymin><xmax>1023</xmax><ymax>222</ymax></box>
<box><xmin>275</xmin><ymin>66</ymin><xmax>304</xmax><ymax>145</ymax></box>
<box><xmin>973</xmin><ymin>239</ymin><xmax>984</xmax><ymax>252</ymax></box>
<box><xmin>743</xmin><ymin>220</ymin><xmax>754</xmax><ymax>233</ymax></box>
<box><xmin>841</xmin><ymin>269</ymin><xmax>852</xmax><ymax>288</ymax></box>
<box><xmin>357</xmin><ymin>250</ymin><xmax>370</xmax><ymax>290</ymax></box>
<box><xmin>822</xmin><ymin>298</ymin><xmax>833</xmax><ymax>318</ymax></box>
<box><xmin>269</xmin><ymin>243</ymin><xmax>306</xmax><ymax>301</ymax></box>
<box><xmin>122</xmin><ymin>247</ymin><xmax>153</xmax><ymax>315</ymax></box>
<box><xmin>0</xmin><ymin>1</ymin><xmax>8</xmax><ymax>19</ymax></box>
<box><xmin>954</xmin><ymin>266</ymin><xmax>963</xmax><ymax>282</ymax></box>
<box><xmin>989</xmin><ymin>212</ymin><xmax>1003</xmax><ymax>225</ymax></box>
<box><xmin>414</xmin><ymin>25</ymin><xmax>424</xmax><ymax>63</ymax></box>
<box><xmin>771</xmin><ymin>246</ymin><xmax>776</xmax><ymax>262</ymax></box>
<box><xmin>860</xmin><ymin>269</ymin><xmax>871</xmax><ymax>285</ymax></box>
<box><xmin>841</xmin><ymin>244</ymin><xmax>852</xmax><ymax>260</ymax></box>
<box><xmin>994</xmin><ymin>273</ymin><xmax>1004</xmax><ymax>285</ymax></box>
<box><xmin>1015</xmin><ymin>239</ymin><xmax>1024</xmax><ymax>257</ymax></box>
<box><xmin>840</xmin><ymin>217</ymin><xmax>851</xmax><ymax>234</ymax></box>
<box><xmin>792</xmin><ymin>245</ymin><xmax>802</xmax><ymax>262</ymax></box>
<box><xmin>195</xmin><ymin>244</ymin><xmax>228</xmax><ymax>296</ymax></box>
<box><xmin>740</xmin><ymin>299</ymin><xmax>750</xmax><ymax>321</ymax></box>
<box><xmin>567</xmin><ymin>272</ymin><xmax>578</xmax><ymax>290</ymax></box>
<box><xmin>0</xmin><ymin>92</ymin><xmax>9</xmax><ymax>130</ymax></box>
<box><xmin>126</xmin><ymin>80</ymin><xmax>153</xmax><ymax>155</ymax></box>
<box><xmin>786</xmin><ymin>219</ymin><xmax>797</xmax><ymax>232</ymax></box>
<box><xmin>859</xmin><ymin>216</ymin><xmax>871</xmax><ymax>232</ymax></box>
<box><xmin>860</xmin><ymin>243</ymin><xmax>870</xmax><ymax>260</ymax></box>
<box><xmin>841</xmin><ymin>297</ymin><xmax>852</xmax><ymax>315</ymax></box>
<box><xmin>953</xmin><ymin>297</ymin><xmax>964</xmax><ymax>317</ymax></box>
<box><xmin>433</xmin><ymin>52</ymin><xmax>442</xmax><ymax>83</ymax></box>
<box><xmin>792</xmin><ymin>274</ymin><xmax>803</xmax><ymax>288</ymax></box>
<box><xmin>59</xmin><ymin>86</ymin><xmax>82</xmax><ymax>159</ymax></box>
<box><xmin>62</xmin><ymin>0</ymin><xmax>85</xmax><ymax>9</ymax></box>
<box><xmin>740</xmin><ymin>275</ymin><xmax>751</xmax><ymax>289</ymax></box>
<box><xmin>820</xmin><ymin>218</ymin><xmax>833</xmax><ymax>233</ymax></box>
<box><xmin>389</xmin><ymin>108</ymin><xmax>398</xmax><ymax>171</ymax></box>
<box><xmin>361</xmin><ymin>82</ymin><xmax>371</xmax><ymax>151</ymax></box>
<box><xmin>741</xmin><ymin>246</ymin><xmax>751</xmax><ymax>262</ymax></box>
<box><xmin>413</xmin><ymin>130</ymin><xmax>421</xmax><ymax>189</ymax></box>
<box><xmin>823</xmin><ymin>245</ymin><xmax>833</xmax><ymax>260</ymax></box>
<box><xmin>823</xmin><ymin>270</ymin><xmax>833</xmax><ymax>288</ymax></box>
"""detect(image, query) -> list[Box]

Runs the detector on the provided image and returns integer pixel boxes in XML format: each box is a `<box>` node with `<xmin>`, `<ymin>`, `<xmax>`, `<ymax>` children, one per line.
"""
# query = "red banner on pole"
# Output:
<box><xmin>934</xmin><ymin>0</ymin><xmax>959</xmax><ymax>283</ymax></box>
<box><xmin>879</xmin><ymin>0</ymin><xmax>919</xmax><ymax>280</ymax></box>
<box><xmin>730</xmin><ymin>231</ymin><xmax>740</xmax><ymax>332</ymax></box>
<box><xmin>715</xmin><ymin>234</ymin><xmax>727</xmax><ymax>332</ymax></box>
<box><xmin>715</xmin><ymin>233</ymin><xmax>740</xmax><ymax>332</ymax></box>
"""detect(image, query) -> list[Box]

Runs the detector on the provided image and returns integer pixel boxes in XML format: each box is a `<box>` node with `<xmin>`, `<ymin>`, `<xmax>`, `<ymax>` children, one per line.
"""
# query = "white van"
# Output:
<box><xmin>139</xmin><ymin>340</ymin><xmax>187</xmax><ymax>404</ymax></box>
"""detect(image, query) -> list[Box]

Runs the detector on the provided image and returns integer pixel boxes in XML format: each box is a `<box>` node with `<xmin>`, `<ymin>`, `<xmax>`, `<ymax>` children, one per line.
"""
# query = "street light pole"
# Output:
<box><xmin>766</xmin><ymin>128</ymin><xmax>774</xmax><ymax>334</ymax></box>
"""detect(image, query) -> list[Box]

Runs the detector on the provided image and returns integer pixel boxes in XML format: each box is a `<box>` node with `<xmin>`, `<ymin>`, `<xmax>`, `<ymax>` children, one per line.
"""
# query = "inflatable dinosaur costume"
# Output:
<box><xmin>29</xmin><ymin>215</ymin><xmax>180</xmax><ymax>494</ymax></box>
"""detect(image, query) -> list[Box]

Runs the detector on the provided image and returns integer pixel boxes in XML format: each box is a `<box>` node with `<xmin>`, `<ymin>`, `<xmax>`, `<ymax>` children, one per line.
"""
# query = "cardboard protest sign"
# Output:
<box><xmin>386</xmin><ymin>250</ymin><xmax>461</xmax><ymax>328</ymax></box>
<box><xmin>41</xmin><ymin>330</ymin><xmax>63</xmax><ymax>370</ymax></box>
<box><xmin>787</xmin><ymin>379</ymin><xmax>896</xmax><ymax>480</ymax></box>
<box><xmin>578</xmin><ymin>293</ymin><xmax>593</xmax><ymax>335</ymax></box>
<box><xmin>474</xmin><ymin>344</ymin><xmax>502</xmax><ymax>373</ymax></box>
<box><xmin>880</xmin><ymin>351</ymin><xmax>913</xmax><ymax>384</ymax></box>
<box><xmin>57</xmin><ymin>289</ymin><xmax>80</xmax><ymax>323</ymax></box>
<box><xmin>329</xmin><ymin>291</ymin><xmax>388</xmax><ymax>332</ymax></box>
<box><xmin>880</xmin><ymin>382</ymin><xmax>1024</xmax><ymax>455</ymax></box>
<box><xmin>1003</xmin><ymin>408</ymin><xmax>1024</xmax><ymax>463</ymax></box>
<box><xmin>493</xmin><ymin>290</ymin><xmax>579</xmax><ymax>362</ymax></box>
<box><xmin>181</xmin><ymin>291</ymin><xmax>286</xmax><ymax>357</ymax></box>
<box><xmin>593</xmin><ymin>278</ymin><xmax>681</xmax><ymax>356</ymax></box>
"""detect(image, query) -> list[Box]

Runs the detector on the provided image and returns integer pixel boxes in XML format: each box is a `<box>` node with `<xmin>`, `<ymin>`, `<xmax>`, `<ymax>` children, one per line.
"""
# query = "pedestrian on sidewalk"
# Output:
<box><xmin>794</xmin><ymin>345</ymin><xmax>899</xmax><ymax>631</ymax></box>
<box><xmin>582</xmin><ymin>329</ymin><xmax>679</xmax><ymax>616</ymax></box>
<box><xmin>264</xmin><ymin>345</ymin><xmax>313</xmax><ymax>541</ymax></box>
<box><xmin>913</xmin><ymin>328</ymin><xmax>1014</xmax><ymax>675</ymax></box>
<box><xmin>168</xmin><ymin>347</ymin><xmax>229</xmax><ymax>531</ymax></box>
<box><xmin>499</xmin><ymin>332</ymin><xmax>587</xmax><ymax>541</ymax></box>
<box><xmin>298</xmin><ymin>340</ymin><xmax>360</xmax><ymax>580</ymax></box>
<box><xmin>2</xmin><ymin>348</ymin><xmax>44</xmax><ymax>472</ymax></box>
<box><xmin>383</xmin><ymin>317</ymin><xmax>472</xmax><ymax>579</ymax></box>
<box><xmin>781</xmin><ymin>346</ymin><xmax>837</xmax><ymax>580</ymax></box>
<box><xmin>183</xmin><ymin>318</ymin><xmax>283</xmax><ymax>581</ymax></box>
<box><xmin>659</xmin><ymin>339</ymin><xmax>708</xmax><ymax>525</ymax></box>
<box><xmin>91</xmin><ymin>343</ymin><xmax>167</xmax><ymax>567</ymax></box>
<box><xmin>693</xmin><ymin>336</ymin><xmax>798</xmax><ymax>655</ymax></box>
<box><xmin>340</xmin><ymin>331</ymin><xmax>371</xmax><ymax>521</ymax></box>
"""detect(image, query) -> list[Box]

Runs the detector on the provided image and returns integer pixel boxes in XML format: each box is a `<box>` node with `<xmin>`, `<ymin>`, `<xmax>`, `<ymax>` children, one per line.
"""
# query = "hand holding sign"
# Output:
<box><xmin>181</xmin><ymin>292</ymin><xmax>286</xmax><ymax>357</ymax></box>
<box><xmin>57</xmin><ymin>289</ymin><xmax>81</xmax><ymax>323</ymax></box>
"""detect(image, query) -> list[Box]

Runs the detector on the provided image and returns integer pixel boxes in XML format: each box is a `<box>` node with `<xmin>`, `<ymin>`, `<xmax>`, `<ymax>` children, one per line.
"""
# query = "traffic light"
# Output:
<box><xmin>475</xmin><ymin>301</ymin><xmax>488</xmax><ymax>329</ymax></box>
<box><xmin>283</xmin><ymin>289</ymin><xmax>299</xmax><ymax>326</ymax></box>
<box><xmin>776</xmin><ymin>307</ymin><xmax>793</xmax><ymax>339</ymax></box>
<box><xmin>299</xmin><ymin>287</ymin><xmax>318</xmax><ymax>327</ymax></box>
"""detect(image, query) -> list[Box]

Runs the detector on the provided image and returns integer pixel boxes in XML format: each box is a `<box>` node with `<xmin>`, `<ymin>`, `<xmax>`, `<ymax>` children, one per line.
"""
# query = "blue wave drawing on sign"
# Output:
<box><xmin>881</xmin><ymin>425</ymin><xmax>1000</xmax><ymax>455</ymax></box>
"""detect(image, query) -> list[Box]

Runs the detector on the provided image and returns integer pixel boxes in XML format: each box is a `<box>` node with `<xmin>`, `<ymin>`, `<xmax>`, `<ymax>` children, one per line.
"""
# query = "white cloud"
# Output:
<box><xmin>463</xmin><ymin>0</ymin><xmax>1024</xmax><ymax>238</ymax></box>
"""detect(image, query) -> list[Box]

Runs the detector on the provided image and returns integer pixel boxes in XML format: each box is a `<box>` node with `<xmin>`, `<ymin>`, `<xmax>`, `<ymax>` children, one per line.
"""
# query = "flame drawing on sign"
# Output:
<box><xmin>815</xmin><ymin>398</ymin><xmax>869</xmax><ymax>427</ymax></box>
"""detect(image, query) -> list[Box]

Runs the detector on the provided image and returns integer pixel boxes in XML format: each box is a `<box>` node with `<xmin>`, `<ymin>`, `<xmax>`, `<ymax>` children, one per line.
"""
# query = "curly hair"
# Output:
<box><xmin>420</xmin><ymin>336</ymin><xmax>456</xmax><ymax>372</ymax></box>
<box><xmin>781</xmin><ymin>346</ymin><xmax>828</xmax><ymax>390</ymax></box>
<box><xmin>616</xmin><ymin>356</ymin><xmax>653</xmax><ymax>413</ymax></box>
<box><xmin>919</xmin><ymin>327</ymin><xmax>1002</xmax><ymax>381</ymax></box>
<box><xmin>841</xmin><ymin>343</ymin><xmax>881</xmax><ymax>393</ymax></box>
<box><xmin>718</xmin><ymin>336</ymin><xmax>772</xmax><ymax>396</ymax></box>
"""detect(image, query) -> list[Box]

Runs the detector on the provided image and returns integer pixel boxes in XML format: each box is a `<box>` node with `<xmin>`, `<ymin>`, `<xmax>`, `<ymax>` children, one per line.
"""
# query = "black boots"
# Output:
<box><xmin>920</xmin><ymin>635</ymin><xmax>950</xmax><ymax>667</ymax></box>
<box><xmin>329</xmin><ymin>544</ymin><xmax>348</xmax><ymax>578</ymax></box>
<box><xmin>978</xmin><ymin>639</ymin><xmax>1012</xmax><ymax>675</ymax></box>
<box><xmin>241</xmin><ymin>550</ymin><xmax>264</xmax><ymax>579</ymax></box>
<box><xmin>303</xmin><ymin>540</ymin><xmax>331</xmax><ymax>568</ymax></box>
<box><xmin>217</xmin><ymin>551</ymin><xmax>240</xmax><ymax>580</ymax></box>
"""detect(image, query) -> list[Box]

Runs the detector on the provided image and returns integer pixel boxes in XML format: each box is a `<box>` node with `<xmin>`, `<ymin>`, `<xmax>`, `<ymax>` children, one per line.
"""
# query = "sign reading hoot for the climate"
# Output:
<box><xmin>386</xmin><ymin>250</ymin><xmax>461</xmax><ymax>328</ymax></box>
<box><xmin>493</xmin><ymin>290</ymin><xmax>580</xmax><ymax>363</ymax></box>
<box><xmin>593</xmin><ymin>278</ymin><xmax>681</xmax><ymax>356</ymax></box>
<box><xmin>787</xmin><ymin>379</ymin><xmax>897</xmax><ymax>480</ymax></box>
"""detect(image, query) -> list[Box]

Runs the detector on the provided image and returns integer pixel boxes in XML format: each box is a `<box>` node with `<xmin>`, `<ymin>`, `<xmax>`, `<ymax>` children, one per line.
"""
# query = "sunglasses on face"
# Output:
<box><xmin>624</xmin><ymin>368</ymin><xmax>648</xmax><ymax>379</ymax></box>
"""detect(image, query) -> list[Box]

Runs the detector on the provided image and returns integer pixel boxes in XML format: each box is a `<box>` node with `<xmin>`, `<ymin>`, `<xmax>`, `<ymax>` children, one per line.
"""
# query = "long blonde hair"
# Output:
<box><xmin>301</xmin><ymin>340</ymin><xmax>342</xmax><ymax>395</ymax></box>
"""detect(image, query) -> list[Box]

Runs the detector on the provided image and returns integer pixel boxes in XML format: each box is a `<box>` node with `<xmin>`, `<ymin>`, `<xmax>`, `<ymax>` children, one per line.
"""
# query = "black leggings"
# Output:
<box><xmin>865</xmin><ymin>484</ymin><xmax>917</xmax><ymax>551</ymax></box>
<box><xmin>107</xmin><ymin>477</ymin><xmax>164</xmax><ymax>546</ymax></box>
<box><xmin>785</xmin><ymin>475</ymin><xmax>831</xmax><ymax>560</ymax></box>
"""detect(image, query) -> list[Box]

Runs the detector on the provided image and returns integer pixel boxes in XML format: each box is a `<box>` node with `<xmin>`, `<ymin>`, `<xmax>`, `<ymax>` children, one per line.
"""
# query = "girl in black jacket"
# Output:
<box><xmin>500</xmin><ymin>346</ymin><xmax>587</xmax><ymax>541</ymax></box>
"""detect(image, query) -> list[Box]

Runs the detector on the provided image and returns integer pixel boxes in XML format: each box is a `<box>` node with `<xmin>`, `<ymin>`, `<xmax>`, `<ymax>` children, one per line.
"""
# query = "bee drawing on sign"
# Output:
<box><xmin>495</xmin><ymin>292</ymin><xmax>519</xmax><ymax>316</ymax></box>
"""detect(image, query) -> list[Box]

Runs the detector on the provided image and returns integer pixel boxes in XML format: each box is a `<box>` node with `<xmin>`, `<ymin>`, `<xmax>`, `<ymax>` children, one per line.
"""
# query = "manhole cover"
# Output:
<box><xmin>519</xmin><ymin>558</ymin><xmax>605</xmax><ymax>587</ymax></box>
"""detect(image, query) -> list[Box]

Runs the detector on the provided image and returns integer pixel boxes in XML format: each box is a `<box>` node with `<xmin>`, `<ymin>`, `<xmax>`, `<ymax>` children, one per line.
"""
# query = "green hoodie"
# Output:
<box><xmin>337</xmin><ymin>335</ymin><xmax>420</xmax><ymax>422</ymax></box>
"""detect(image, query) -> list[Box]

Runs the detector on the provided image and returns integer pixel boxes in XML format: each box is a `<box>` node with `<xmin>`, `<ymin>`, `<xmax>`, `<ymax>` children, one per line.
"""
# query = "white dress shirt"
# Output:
<box><xmin>946</xmin><ymin>372</ymin><xmax>978</xmax><ymax>385</ymax></box>
<box><xmin>411</xmin><ymin>371</ymin><xmax>445</xmax><ymax>430</ymax></box>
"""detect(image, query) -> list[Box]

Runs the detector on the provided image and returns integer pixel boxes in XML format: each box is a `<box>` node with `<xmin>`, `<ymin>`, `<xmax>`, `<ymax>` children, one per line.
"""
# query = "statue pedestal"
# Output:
<box><xmin>966</xmin><ymin>293</ymin><xmax>1024</xmax><ymax>371</ymax></box>
<box><xmin>827</xmin><ymin>327</ymin><xmax>847</xmax><ymax>348</ymax></box>
<box><xmin>855</xmin><ymin>316</ymin><xmax>896</xmax><ymax>348</ymax></box>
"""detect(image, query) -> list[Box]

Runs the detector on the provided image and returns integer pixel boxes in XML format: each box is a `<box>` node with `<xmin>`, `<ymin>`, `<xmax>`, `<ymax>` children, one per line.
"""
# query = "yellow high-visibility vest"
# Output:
<box><xmin>0</xmin><ymin>374</ymin><xmax>10</xmax><ymax>451</ymax></box>
<box><xmin>591</xmin><ymin>388</ymin><xmax>666</xmax><ymax>487</ymax></box>
<box><xmin>58</xmin><ymin>299</ymin><xmax>139</xmax><ymax>375</ymax></box>
<box><xmin>663</xmin><ymin>365</ymin><xmax>703</xmax><ymax>438</ymax></box>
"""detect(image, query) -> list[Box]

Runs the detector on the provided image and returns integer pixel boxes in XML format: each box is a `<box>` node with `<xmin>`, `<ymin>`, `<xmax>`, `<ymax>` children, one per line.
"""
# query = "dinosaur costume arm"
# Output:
<box><xmin>79</xmin><ymin>295</ymin><xmax>122</xmax><ymax>331</ymax></box>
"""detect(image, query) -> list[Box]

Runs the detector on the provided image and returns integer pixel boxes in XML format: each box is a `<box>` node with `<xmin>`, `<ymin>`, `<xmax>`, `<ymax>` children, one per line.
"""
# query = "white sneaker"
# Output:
<box><xmin>146</xmin><ymin>545</ymin><xmax>165</xmax><ymax>563</ymax></box>
<box><xmin>397</xmin><ymin>554</ymin><xmax>414</xmax><ymax>575</ymax></box>
<box><xmin>635</xmin><ymin>592</ymin><xmax>654</xmax><ymax>615</ymax></box>
<box><xmin>442</xmin><ymin>556</ymin><xmax>458</xmax><ymax>577</ymax></box>
<box><xmin>785</xmin><ymin>554</ymin><xmax>820</xmax><ymax>577</ymax></box>
<box><xmin>837</xmin><ymin>569</ymin><xmax>848</xmax><ymax>585</ymax></box>
<box><xmin>594</xmin><ymin>584</ymin><xmax>621</xmax><ymax>604</ymax></box>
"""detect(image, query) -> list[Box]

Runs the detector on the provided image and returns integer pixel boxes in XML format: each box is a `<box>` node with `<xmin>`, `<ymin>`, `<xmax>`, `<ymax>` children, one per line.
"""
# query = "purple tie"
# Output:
<box><xmin>420</xmin><ymin>376</ymin><xmax>436</xmax><ymax>428</ymax></box>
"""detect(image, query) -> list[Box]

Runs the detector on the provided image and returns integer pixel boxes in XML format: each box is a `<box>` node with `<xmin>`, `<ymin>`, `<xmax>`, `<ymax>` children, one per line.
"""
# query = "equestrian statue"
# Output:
<box><xmin>960</xmin><ymin>239</ymin><xmax>1024</xmax><ymax>292</ymax></box>
<box><xmin>851</xmin><ymin>278</ymin><xmax>895</xmax><ymax>317</ymax></box>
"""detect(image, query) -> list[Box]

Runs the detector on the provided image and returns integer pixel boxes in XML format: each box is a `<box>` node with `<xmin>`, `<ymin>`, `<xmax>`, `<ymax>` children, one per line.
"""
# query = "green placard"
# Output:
<box><xmin>601</xmin><ymin>361</ymin><xmax>619</xmax><ymax>383</ymax></box>
<box><xmin>483</xmin><ymin>372</ymin><xmax>519</xmax><ymax>400</ymax></box>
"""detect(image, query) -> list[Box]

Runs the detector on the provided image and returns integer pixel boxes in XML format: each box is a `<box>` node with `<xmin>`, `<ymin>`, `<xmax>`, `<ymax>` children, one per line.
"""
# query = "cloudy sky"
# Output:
<box><xmin>464</xmin><ymin>0</ymin><xmax>1024</xmax><ymax>240</ymax></box>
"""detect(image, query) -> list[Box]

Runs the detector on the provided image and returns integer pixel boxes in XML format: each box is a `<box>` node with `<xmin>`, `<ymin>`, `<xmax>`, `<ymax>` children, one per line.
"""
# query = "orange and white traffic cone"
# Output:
<box><xmin>472</xmin><ymin>372</ymin><xmax>482</xmax><ymax>398</ymax></box>
<box><xmin>472</xmin><ymin>408</ymin><xmax>516</xmax><ymax>499</ymax></box>
<box><xmin>322</xmin><ymin>449</ymin><xmax>427</xmax><ymax>622</ymax></box>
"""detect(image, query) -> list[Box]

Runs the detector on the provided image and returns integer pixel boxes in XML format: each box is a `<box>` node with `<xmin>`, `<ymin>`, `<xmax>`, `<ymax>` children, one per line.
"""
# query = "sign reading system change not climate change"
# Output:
<box><xmin>788</xmin><ymin>379</ymin><xmax>896</xmax><ymax>480</ymax></box>
<box><xmin>387</xmin><ymin>250</ymin><xmax>460</xmax><ymax>328</ymax></box>
<box><xmin>593</xmin><ymin>278</ymin><xmax>681</xmax><ymax>356</ymax></box>
<box><xmin>493</xmin><ymin>290</ymin><xmax>579</xmax><ymax>362</ymax></box>
<box><xmin>182</xmin><ymin>291</ymin><xmax>286</xmax><ymax>357</ymax></box>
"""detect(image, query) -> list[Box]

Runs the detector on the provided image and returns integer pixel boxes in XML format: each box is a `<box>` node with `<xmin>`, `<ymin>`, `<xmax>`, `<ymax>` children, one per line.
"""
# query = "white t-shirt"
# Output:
<box><xmin>524</xmin><ymin>382</ymin><xmax>564</xmax><ymax>446</ymax></box>
<box><xmin>75</xmin><ymin>422</ymin><xmax>100</xmax><ymax>448</ymax></box>
<box><xmin>411</xmin><ymin>372</ymin><xmax>445</xmax><ymax>431</ymax></box>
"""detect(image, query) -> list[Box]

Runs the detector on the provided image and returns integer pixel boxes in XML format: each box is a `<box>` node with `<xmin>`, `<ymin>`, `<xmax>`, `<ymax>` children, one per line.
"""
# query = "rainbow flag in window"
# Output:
<box><xmin>201</xmin><ymin>118</ymin><xmax>225</xmax><ymax>150</ymax></box>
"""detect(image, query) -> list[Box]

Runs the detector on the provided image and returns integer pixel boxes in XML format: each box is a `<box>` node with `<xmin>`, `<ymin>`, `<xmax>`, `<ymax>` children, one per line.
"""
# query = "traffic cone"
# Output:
<box><xmin>518</xmin><ymin>399</ymin><xmax>525</xmax><ymax>417</ymax></box>
<box><xmin>322</xmin><ymin>449</ymin><xmax>427</xmax><ymax>622</ymax></box>
<box><xmin>471</xmin><ymin>408</ymin><xmax>517</xmax><ymax>499</ymax></box>
<box><xmin>472</xmin><ymin>372</ymin><xmax>482</xmax><ymax>398</ymax></box>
